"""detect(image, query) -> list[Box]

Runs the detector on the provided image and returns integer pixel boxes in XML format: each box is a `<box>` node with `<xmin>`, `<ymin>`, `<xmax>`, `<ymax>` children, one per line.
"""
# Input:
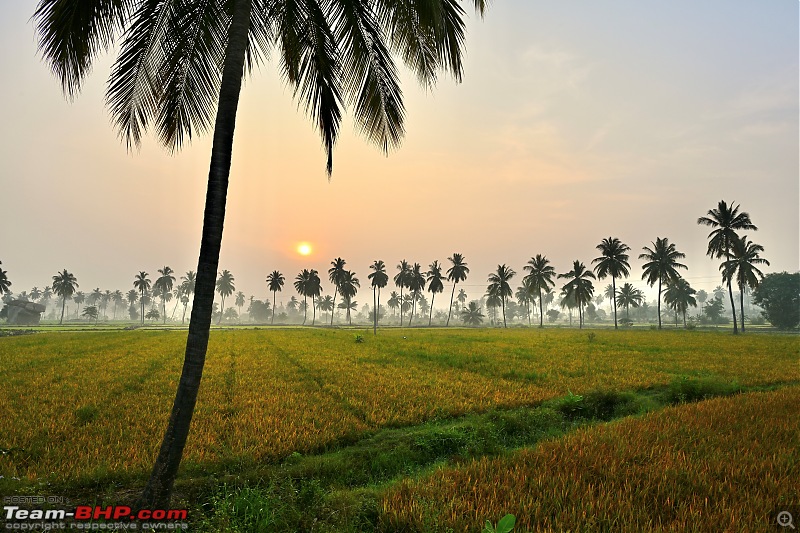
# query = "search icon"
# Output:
<box><xmin>778</xmin><ymin>511</ymin><xmax>796</xmax><ymax>529</ymax></box>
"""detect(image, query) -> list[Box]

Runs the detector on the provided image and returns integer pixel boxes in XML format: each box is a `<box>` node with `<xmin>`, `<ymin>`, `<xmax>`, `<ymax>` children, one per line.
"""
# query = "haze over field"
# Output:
<box><xmin>1</xmin><ymin>0</ymin><xmax>797</xmax><ymax>304</ymax></box>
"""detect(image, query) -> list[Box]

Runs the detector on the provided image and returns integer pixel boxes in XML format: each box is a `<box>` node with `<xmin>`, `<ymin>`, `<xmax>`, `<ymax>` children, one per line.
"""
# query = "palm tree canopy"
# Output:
<box><xmin>394</xmin><ymin>259</ymin><xmax>412</xmax><ymax>289</ymax></box>
<box><xmin>616</xmin><ymin>283</ymin><xmax>643</xmax><ymax>309</ymax></box>
<box><xmin>663</xmin><ymin>277</ymin><xmax>697</xmax><ymax>315</ymax></box>
<box><xmin>487</xmin><ymin>264</ymin><xmax>516</xmax><ymax>300</ymax></box>
<box><xmin>339</xmin><ymin>270</ymin><xmax>360</xmax><ymax>301</ymax></box>
<box><xmin>155</xmin><ymin>266</ymin><xmax>176</xmax><ymax>293</ymax></box>
<box><xmin>329</xmin><ymin>258</ymin><xmax>347</xmax><ymax>287</ymax></box>
<box><xmin>216</xmin><ymin>270</ymin><xmax>235</xmax><ymax>297</ymax></box>
<box><xmin>592</xmin><ymin>237</ymin><xmax>631</xmax><ymax>280</ymax></box>
<box><xmin>134</xmin><ymin>271</ymin><xmax>151</xmax><ymax>292</ymax></box>
<box><xmin>697</xmin><ymin>200</ymin><xmax>757</xmax><ymax>259</ymax></box>
<box><xmin>408</xmin><ymin>263</ymin><xmax>426</xmax><ymax>293</ymax></box>
<box><xmin>523</xmin><ymin>254</ymin><xmax>556</xmax><ymax>292</ymax></box>
<box><xmin>446</xmin><ymin>253</ymin><xmax>470</xmax><ymax>283</ymax></box>
<box><xmin>266</xmin><ymin>270</ymin><xmax>285</xmax><ymax>293</ymax></box>
<box><xmin>558</xmin><ymin>260</ymin><xmax>596</xmax><ymax>308</ymax></box>
<box><xmin>639</xmin><ymin>238</ymin><xmax>688</xmax><ymax>287</ymax></box>
<box><xmin>721</xmin><ymin>235</ymin><xmax>770</xmax><ymax>291</ymax></box>
<box><xmin>426</xmin><ymin>260</ymin><xmax>445</xmax><ymax>294</ymax></box>
<box><xmin>52</xmin><ymin>269</ymin><xmax>79</xmax><ymax>298</ymax></box>
<box><xmin>368</xmin><ymin>260</ymin><xmax>389</xmax><ymax>289</ymax></box>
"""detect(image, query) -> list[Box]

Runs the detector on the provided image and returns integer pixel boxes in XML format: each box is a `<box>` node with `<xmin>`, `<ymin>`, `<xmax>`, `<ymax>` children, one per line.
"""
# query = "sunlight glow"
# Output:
<box><xmin>297</xmin><ymin>243</ymin><xmax>312</xmax><ymax>256</ymax></box>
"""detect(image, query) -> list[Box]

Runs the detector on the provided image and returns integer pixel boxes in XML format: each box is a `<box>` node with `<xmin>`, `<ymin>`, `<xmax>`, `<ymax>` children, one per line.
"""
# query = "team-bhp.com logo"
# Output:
<box><xmin>3</xmin><ymin>503</ymin><xmax>188</xmax><ymax>530</ymax></box>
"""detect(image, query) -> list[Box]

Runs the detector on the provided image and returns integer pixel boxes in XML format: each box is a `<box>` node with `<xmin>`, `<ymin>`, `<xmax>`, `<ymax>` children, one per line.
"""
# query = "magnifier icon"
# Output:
<box><xmin>778</xmin><ymin>511</ymin><xmax>796</xmax><ymax>529</ymax></box>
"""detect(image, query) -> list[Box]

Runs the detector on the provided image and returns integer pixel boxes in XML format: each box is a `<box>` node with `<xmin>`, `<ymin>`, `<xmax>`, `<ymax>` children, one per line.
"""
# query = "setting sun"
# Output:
<box><xmin>297</xmin><ymin>242</ymin><xmax>312</xmax><ymax>256</ymax></box>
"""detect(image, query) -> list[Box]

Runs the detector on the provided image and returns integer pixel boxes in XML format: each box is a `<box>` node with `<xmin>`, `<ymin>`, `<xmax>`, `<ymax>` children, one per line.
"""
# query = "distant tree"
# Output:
<box><xmin>249</xmin><ymin>300</ymin><xmax>271</xmax><ymax>322</ymax></box>
<box><xmin>339</xmin><ymin>270</ymin><xmax>360</xmax><ymax>326</ymax></box>
<box><xmin>31</xmin><ymin>287</ymin><xmax>42</xmax><ymax>302</ymax></box>
<box><xmin>663</xmin><ymin>278</ymin><xmax>697</xmax><ymax>327</ymax></box>
<box><xmin>126</xmin><ymin>289</ymin><xmax>139</xmax><ymax>309</ymax></box>
<box><xmin>180</xmin><ymin>271</ymin><xmax>196</xmax><ymax>324</ymax></box>
<box><xmin>407</xmin><ymin>263</ymin><xmax>426</xmax><ymax>326</ymax></box>
<box><xmin>546</xmin><ymin>309</ymin><xmax>560</xmax><ymax>323</ymax></box>
<box><xmin>133</xmin><ymin>272</ymin><xmax>151</xmax><ymax>326</ymax></box>
<box><xmin>73</xmin><ymin>291</ymin><xmax>85</xmax><ymax>318</ymax></box>
<box><xmin>558</xmin><ymin>260</ymin><xmax>596</xmax><ymax>329</ymax></box>
<box><xmin>387</xmin><ymin>291</ymin><xmax>400</xmax><ymax>319</ymax></box>
<box><xmin>265</xmin><ymin>271</ymin><xmax>285</xmax><ymax>325</ymax></box>
<box><xmin>721</xmin><ymin>235</ymin><xmax>769</xmax><ymax>332</ymax></box>
<box><xmin>523</xmin><ymin>254</ymin><xmax>556</xmax><ymax>328</ymax></box>
<box><xmin>337</xmin><ymin>299</ymin><xmax>359</xmax><ymax>324</ymax></box>
<box><xmin>146</xmin><ymin>308</ymin><xmax>160</xmax><ymax>322</ymax></box>
<box><xmin>154</xmin><ymin>266</ymin><xmax>176</xmax><ymax>324</ymax></box>
<box><xmin>639</xmin><ymin>238</ymin><xmax>687</xmax><ymax>329</ymax></box>
<box><xmin>446</xmin><ymin>253</ymin><xmax>470</xmax><ymax>326</ymax></box>
<box><xmin>215</xmin><ymin>270</ymin><xmax>235</xmax><ymax>325</ymax></box>
<box><xmin>52</xmin><ymin>269</ymin><xmax>79</xmax><ymax>324</ymax></box>
<box><xmin>308</xmin><ymin>270</ymin><xmax>322</xmax><ymax>325</ymax></box>
<box><xmin>487</xmin><ymin>264</ymin><xmax>516</xmax><ymax>328</ymax></box>
<box><xmin>515</xmin><ymin>279</ymin><xmax>536</xmax><ymax>326</ymax></box>
<box><xmin>82</xmin><ymin>305</ymin><xmax>99</xmax><ymax>324</ymax></box>
<box><xmin>485</xmin><ymin>287</ymin><xmax>502</xmax><ymax>326</ymax></box>
<box><xmin>457</xmin><ymin>288</ymin><xmax>468</xmax><ymax>310</ymax></box>
<box><xmin>426</xmin><ymin>260</ymin><xmax>445</xmax><ymax>327</ymax></box>
<box><xmin>752</xmin><ymin>272</ymin><xmax>800</xmax><ymax>330</ymax></box>
<box><xmin>328</xmin><ymin>258</ymin><xmax>348</xmax><ymax>326</ymax></box>
<box><xmin>368</xmin><ymin>260</ymin><xmax>389</xmax><ymax>334</ymax></box>
<box><xmin>287</xmin><ymin>296</ymin><xmax>299</xmax><ymax>316</ymax></box>
<box><xmin>394</xmin><ymin>260</ymin><xmax>412</xmax><ymax>326</ymax></box>
<box><xmin>616</xmin><ymin>283</ymin><xmax>644</xmax><ymax>321</ymax></box>
<box><xmin>461</xmin><ymin>301</ymin><xmax>484</xmax><ymax>326</ymax></box>
<box><xmin>223</xmin><ymin>308</ymin><xmax>238</xmax><ymax>323</ymax></box>
<box><xmin>234</xmin><ymin>291</ymin><xmax>246</xmax><ymax>322</ymax></box>
<box><xmin>592</xmin><ymin>237</ymin><xmax>631</xmax><ymax>329</ymax></box>
<box><xmin>703</xmin><ymin>298</ymin><xmax>725</xmax><ymax>324</ymax></box>
<box><xmin>318</xmin><ymin>295</ymin><xmax>334</xmax><ymax>323</ymax></box>
<box><xmin>696</xmin><ymin>289</ymin><xmax>708</xmax><ymax>306</ymax></box>
<box><xmin>698</xmin><ymin>200</ymin><xmax>757</xmax><ymax>334</ymax></box>
<box><xmin>0</xmin><ymin>262</ymin><xmax>11</xmax><ymax>296</ymax></box>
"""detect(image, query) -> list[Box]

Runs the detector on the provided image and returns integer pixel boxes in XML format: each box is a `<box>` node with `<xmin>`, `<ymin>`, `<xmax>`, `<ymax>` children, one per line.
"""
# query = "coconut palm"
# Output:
<box><xmin>35</xmin><ymin>0</ymin><xmax>488</xmax><ymax>505</ymax></box>
<box><xmin>368</xmin><ymin>260</ymin><xmax>389</xmax><ymax>334</ymax></box>
<box><xmin>698</xmin><ymin>200</ymin><xmax>758</xmax><ymax>334</ymax></box>
<box><xmin>338</xmin><ymin>270</ymin><xmax>360</xmax><ymax>326</ymax></box>
<box><xmin>0</xmin><ymin>262</ymin><xmax>10</xmax><ymax>296</ymax></box>
<box><xmin>393</xmin><ymin>260</ymin><xmax>412</xmax><ymax>326</ymax></box>
<box><xmin>317</xmin><ymin>295</ymin><xmax>334</xmax><ymax>323</ymax></box>
<box><xmin>461</xmin><ymin>301</ymin><xmax>484</xmax><ymax>326</ymax></box>
<box><xmin>215</xmin><ymin>270</ymin><xmax>235</xmax><ymax>325</ymax></box>
<box><xmin>73</xmin><ymin>291</ymin><xmax>85</xmax><ymax>318</ymax></box>
<box><xmin>52</xmin><ymin>269</ymin><xmax>79</xmax><ymax>324</ymax></box>
<box><xmin>112</xmin><ymin>290</ymin><xmax>124</xmax><ymax>320</ymax></box>
<box><xmin>515</xmin><ymin>280</ymin><xmax>536</xmax><ymax>326</ymax></box>
<box><xmin>387</xmin><ymin>291</ymin><xmax>400</xmax><ymax>319</ymax></box>
<box><xmin>154</xmin><ymin>266</ymin><xmax>176</xmax><ymax>325</ymax></box>
<box><xmin>721</xmin><ymin>235</ymin><xmax>769</xmax><ymax>332</ymax></box>
<box><xmin>265</xmin><ymin>270</ymin><xmax>285</xmax><ymax>325</ymax></box>
<box><xmin>235</xmin><ymin>291</ymin><xmax>246</xmax><ymax>322</ymax></box>
<box><xmin>663</xmin><ymin>278</ymin><xmax>697</xmax><ymax>327</ymax></box>
<box><xmin>180</xmin><ymin>271</ymin><xmax>196</xmax><ymax>324</ymax></box>
<box><xmin>615</xmin><ymin>283</ymin><xmax>643</xmax><ymax>321</ymax></box>
<box><xmin>407</xmin><ymin>263</ymin><xmax>426</xmax><ymax>326</ymax></box>
<box><xmin>328</xmin><ymin>258</ymin><xmax>347</xmax><ymax>325</ymax></box>
<box><xmin>82</xmin><ymin>305</ymin><xmax>99</xmax><ymax>324</ymax></box>
<box><xmin>30</xmin><ymin>287</ymin><xmax>42</xmax><ymax>302</ymax></box>
<box><xmin>558</xmin><ymin>260</ymin><xmax>596</xmax><ymax>329</ymax></box>
<box><xmin>309</xmin><ymin>270</ymin><xmax>322</xmax><ymax>325</ymax></box>
<box><xmin>426</xmin><ymin>260</ymin><xmax>445</xmax><ymax>326</ymax></box>
<box><xmin>126</xmin><ymin>289</ymin><xmax>139</xmax><ymax>320</ymax></box>
<box><xmin>294</xmin><ymin>269</ymin><xmax>315</xmax><ymax>325</ymax></box>
<box><xmin>446</xmin><ymin>253</ymin><xmax>470</xmax><ymax>326</ymax></box>
<box><xmin>639</xmin><ymin>238</ymin><xmax>688</xmax><ymax>329</ymax></box>
<box><xmin>457</xmin><ymin>288</ymin><xmax>468</xmax><ymax>310</ymax></box>
<box><xmin>487</xmin><ymin>264</ymin><xmax>516</xmax><ymax>328</ymax></box>
<box><xmin>592</xmin><ymin>237</ymin><xmax>630</xmax><ymax>329</ymax></box>
<box><xmin>523</xmin><ymin>254</ymin><xmax>556</xmax><ymax>328</ymax></box>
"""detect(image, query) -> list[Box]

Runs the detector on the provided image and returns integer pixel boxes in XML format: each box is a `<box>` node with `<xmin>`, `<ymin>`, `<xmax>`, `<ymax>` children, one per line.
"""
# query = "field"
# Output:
<box><xmin>0</xmin><ymin>328</ymin><xmax>798</xmax><ymax>530</ymax></box>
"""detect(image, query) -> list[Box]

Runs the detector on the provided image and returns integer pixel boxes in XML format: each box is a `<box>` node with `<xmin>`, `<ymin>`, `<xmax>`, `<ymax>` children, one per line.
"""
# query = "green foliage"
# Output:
<box><xmin>74</xmin><ymin>405</ymin><xmax>99</xmax><ymax>426</ymax></box>
<box><xmin>354</xmin><ymin>334</ymin><xmax>365</xmax><ymax>343</ymax></box>
<box><xmin>582</xmin><ymin>390</ymin><xmax>641</xmax><ymax>420</ymax></box>
<box><xmin>667</xmin><ymin>376</ymin><xmax>741</xmax><ymax>404</ymax></box>
<box><xmin>752</xmin><ymin>272</ymin><xmax>800</xmax><ymax>329</ymax></box>
<box><xmin>554</xmin><ymin>391</ymin><xmax>584</xmax><ymax>420</ymax></box>
<box><xmin>483</xmin><ymin>514</ymin><xmax>516</xmax><ymax>533</ymax></box>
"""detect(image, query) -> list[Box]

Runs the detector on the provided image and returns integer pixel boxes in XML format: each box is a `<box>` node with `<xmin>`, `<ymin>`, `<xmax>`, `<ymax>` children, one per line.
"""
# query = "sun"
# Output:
<box><xmin>297</xmin><ymin>242</ymin><xmax>312</xmax><ymax>256</ymax></box>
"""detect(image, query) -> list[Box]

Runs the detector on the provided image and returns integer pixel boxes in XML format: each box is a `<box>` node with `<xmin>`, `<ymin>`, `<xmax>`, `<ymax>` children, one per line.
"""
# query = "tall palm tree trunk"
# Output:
<box><xmin>271</xmin><ymin>291</ymin><xmax>276</xmax><ymax>325</ymax></box>
<box><xmin>501</xmin><ymin>298</ymin><xmax>507</xmax><ymax>328</ymax></box>
<box><xmin>138</xmin><ymin>0</ymin><xmax>251</xmax><ymax>508</ymax></box>
<box><xmin>538</xmin><ymin>288</ymin><xmax>544</xmax><ymax>328</ymax></box>
<box><xmin>446</xmin><ymin>284</ymin><xmax>456</xmax><ymax>326</ymax></box>
<box><xmin>429</xmin><ymin>293</ymin><xmax>435</xmax><ymax>327</ymax></box>
<box><xmin>725</xmin><ymin>241</ymin><xmax>738</xmax><ymax>334</ymax></box>
<box><xmin>330</xmin><ymin>287</ymin><xmax>338</xmax><ymax>325</ymax></box>
<box><xmin>60</xmin><ymin>296</ymin><xmax>66</xmax><ymax>324</ymax></box>
<box><xmin>739</xmin><ymin>284</ymin><xmax>745</xmax><ymax>333</ymax></box>
<box><xmin>218</xmin><ymin>295</ymin><xmax>226</xmax><ymax>324</ymax></box>
<box><xmin>373</xmin><ymin>288</ymin><xmax>378</xmax><ymax>334</ymax></box>
<box><xmin>657</xmin><ymin>279</ymin><xmax>662</xmax><ymax>329</ymax></box>
<box><xmin>612</xmin><ymin>277</ymin><xmax>618</xmax><ymax>329</ymax></box>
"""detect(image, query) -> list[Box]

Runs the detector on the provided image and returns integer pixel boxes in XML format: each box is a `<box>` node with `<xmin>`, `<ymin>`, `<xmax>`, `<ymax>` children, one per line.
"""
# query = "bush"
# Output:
<box><xmin>582</xmin><ymin>390</ymin><xmax>640</xmax><ymax>421</ymax></box>
<box><xmin>667</xmin><ymin>377</ymin><xmax>741</xmax><ymax>404</ymax></box>
<box><xmin>554</xmin><ymin>391</ymin><xmax>584</xmax><ymax>420</ymax></box>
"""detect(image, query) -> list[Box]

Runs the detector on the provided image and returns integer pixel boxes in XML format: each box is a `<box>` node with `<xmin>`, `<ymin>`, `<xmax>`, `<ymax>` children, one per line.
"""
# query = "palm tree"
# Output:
<box><xmin>523</xmin><ymin>254</ymin><xmax>556</xmax><ymax>328</ymax></box>
<box><xmin>698</xmin><ymin>200</ymin><xmax>757</xmax><ymax>334</ymax></box>
<box><xmin>368</xmin><ymin>260</ymin><xmax>389</xmax><ymax>334</ymax></box>
<box><xmin>154</xmin><ymin>266</ymin><xmax>176</xmax><ymax>325</ymax></box>
<box><xmin>180</xmin><ymin>271</ymin><xmax>196</xmax><ymax>324</ymax></box>
<box><xmin>294</xmin><ymin>269</ymin><xmax>314</xmax><ymax>325</ymax></box>
<box><xmin>235</xmin><ymin>291</ymin><xmax>246</xmax><ymax>323</ymax></box>
<box><xmin>639</xmin><ymin>238</ymin><xmax>688</xmax><ymax>329</ymax></box>
<box><xmin>407</xmin><ymin>263</ymin><xmax>426</xmax><ymax>326</ymax></box>
<box><xmin>446</xmin><ymin>253</ymin><xmax>470</xmax><ymax>326</ymax></box>
<box><xmin>309</xmin><ymin>270</ymin><xmax>322</xmax><ymax>325</ymax></box>
<box><xmin>592</xmin><ymin>237</ymin><xmax>631</xmax><ymax>329</ymax></box>
<box><xmin>663</xmin><ymin>278</ymin><xmax>697</xmax><ymax>327</ymax></box>
<box><xmin>515</xmin><ymin>280</ymin><xmax>535</xmax><ymax>326</ymax></box>
<box><xmin>387</xmin><ymin>291</ymin><xmax>400</xmax><ymax>319</ymax></box>
<box><xmin>30</xmin><ymin>287</ymin><xmax>42</xmax><ymax>302</ymax></box>
<box><xmin>721</xmin><ymin>235</ymin><xmax>769</xmax><ymax>332</ymax></box>
<box><xmin>485</xmin><ymin>287</ymin><xmax>503</xmax><ymax>326</ymax></box>
<box><xmin>461</xmin><ymin>301</ymin><xmax>484</xmax><ymax>326</ymax></box>
<box><xmin>0</xmin><ymin>262</ymin><xmax>11</xmax><ymax>296</ymax></box>
<box><xmin>51</xmin><ymin>269</ymin><xmax>79</xmax><ymax>324</ymax></box>
<box><xmin>112</xmin><ymin>290</ymin><xmax>124</xmax><ymax>320</ymax></box>
<box><xmin>126</xmin><ymin>289</ymin><xmax>139</xmax><ymax>320</ymax></box>
<box><xmin>82</xmin><ymin>305</ymin><xmax>99</xmax><ymax>324</ymax></box>
<box><xmin>426</xmin><ymin>261</ymin><xmax>445</xmax><ymax>327</ymax></box>
<box><xmin>616</xmin><ymin>283</ymin><xmax>644</xmax><ymax>321</ymax></box>
<box><xmin>265</xmin><ymin>270</ymin><xmax>285</xmax><ymax>325</ymax></box>
<box><xmin>558</xmin><ymin>260</ymin><xmax>596</xmax><ymax>329</ymax></box>
<box><xmin>73</xmin><ymin>291</ymin><xmax>85</xmax><ymax>318</ymax></box>
<box><xmin>338</xmin><ymin>270</ymin><xmax>360</xmax><ymax>326</ymax></box>
<box><xmin>328</xmin><ymin>258</ymin><xmax>347</xmax><ymax>325</ymax></box>
<box><xmin>318</xmin><ymin>295</ymin><xmax>334</xmax><ymax>323</ymax></box>
<box><xmin>133</xmin><ymin>270</ymin><xmax>150</xmax><ymax>326</ymax></box>
<box><xmin>394</xmin><ymin>260</ymin><xmax>412</xmax><ymax>326</ymax></box>
<box><xmin>487</xmin><ymin>264</ymin><xmax>516</xmax><ymax>328</ymax></box>
<box><xmin>215</xmin><ymin>270</ymin><xmax>235</xmax><ymax>325</ymax></box>
<box><xmin>457</xmin><ymin>288</ymin><xmax>468</xmax><ymax>310</ymax></box>
<box><xmin>35</xmin><ymin>0</ymin><xmax>488</xmax><ymax>506</ymax></box>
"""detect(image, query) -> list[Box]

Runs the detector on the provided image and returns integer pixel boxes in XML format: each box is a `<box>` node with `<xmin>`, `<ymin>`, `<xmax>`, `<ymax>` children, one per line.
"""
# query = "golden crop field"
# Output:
<box><xmin>0</xmin><ymin>328</ymin><xmax>797</xmax><ymax>484</ymax></box>
<box><xmin>380</xmin><ymin>386</ymin><xmax>800</xmax><ymax>532</ymax></box>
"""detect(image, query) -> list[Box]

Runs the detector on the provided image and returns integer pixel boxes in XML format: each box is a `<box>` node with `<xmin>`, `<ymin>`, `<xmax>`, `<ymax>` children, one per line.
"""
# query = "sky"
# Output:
<box><xmin>1</xmin><ymin>0</ymin><xmax>797</xmax><ymax>310</ymax></box>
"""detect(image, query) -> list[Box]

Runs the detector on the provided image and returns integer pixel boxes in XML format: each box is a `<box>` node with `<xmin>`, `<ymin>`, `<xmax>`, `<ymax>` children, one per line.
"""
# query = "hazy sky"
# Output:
<box><xmin>1</xmin><ymin>1</ymin><xmax>797</xmax><ymax>308</ymax></box>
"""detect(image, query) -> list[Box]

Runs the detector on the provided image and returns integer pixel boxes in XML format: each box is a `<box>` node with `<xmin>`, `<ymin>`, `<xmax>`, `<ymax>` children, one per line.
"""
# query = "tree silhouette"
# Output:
<box><xmin>234</xmin><ymin>291</ymin><xmax>246</xmax><ymax>323</ymax></box>
<box><xmin>265</xmin><ymin>271</ymin><xmax>285</xmax><ymax>325</ymax></box>
<box><xmin>407</xmin><ymin>263</ymin><xmax>426</xmax><ymax>326</ymax></box>
<box><xmin>368</xmin><ymin>260</ymin><xmax>388</xmax><ymax>334</ymax></box>
<box><xmin>112</xmin><ymin>290</ymin><xmax>124</xmax><ymax>320</ymax></box>
<box><xmin>338</xmin><ymin>270</ymin><xmax>360</xmax><ymax>326</ymax></box>
<box><xmin>426</xmin><ymin>261</ymin><xmax>445</xmax><ymax>327</ymax></box>
<box><xmin>387</xmin><ymin>291</ymin><xmax>400</xmax><ymax>319</ymax></box>
<box><xmin>73</xmin><ymin>291</ymin><xmax>85</xmax><ymax>319</ymax></box>
<box><xmin>461</xmin><ymin>301</ymin><xmax>484</xmax><ymax>326</ymax></box>
<box><xmin>446</xmin><ymin>253</ymin><xmax>469</xmax><ymax>326</ymax></box>
<box><xmin>154</xmin><ymin>266</ymin><xmax>175</xmax><ymax>325</ymax></box>
<box><xmin>523</xmin><ymin>254</ymin><xmax>556</xmax><ymax>328</ymax></box>
<box><xmin>615</xmin><ymin>283</ymin><xmax>643</xmax><ymax>321</ymax></box>
<box><xmin>52</xmin><ymin>269</ymin><xmax>79</xmax><ymax>324</ymax></box>
<box><xmin>558</xmin><ymin>260</ymin><xmax>596</xmax><ymax>329</ymax></box>
<box><xmin>487</xmin><ymin>264</ymin><xmax>516</xmax><ymax>328</ymax></box>
<box><xmin>394</xmin><ymin>260</ymin><xmax>411</xmax><ymax>326</ymax></box>
<box><xmin>592</xmin><ymin>237</ymin><xmax>630</xmax><ymax>329</ymax></box>
<box><xmin>126</xmin><ymin>289</ymin><xmax>139</xmax><ymax>320</ymax></box>
<box><xmin>0</xmin><ymin>262</ymin><xmax>11</xmax><ymax>296</ymax></box>
<box><xmin>328</xmin><ymin>258</ymin><xmax>347</xmax><ymax>326</ymax></box>
<box><xmin>180</xmin><ymin>271</ymin><xmax>196</xmax><ymax>324</ymax></box>
<box><xmin>639</xmin><ymin>238</ymin><xmax>687</xmax><ymax>329</ymax></box>
<box><xmin>308</xmin><ymin>270</ymin><xmax>322</xmax><ymax>325</ymax></box>
<box><xmin>663</xmin><ymin>277</ymin><xmax>697</xmax><ymax>327</ymax></box>
<box><xmin>698</xmin><ymin>200</ymin><xmax>757</xmax><ymax>334</ymax></box>
<box><xmin>215</xmin><ymin>270</ymin><xmax>235</xmax><ymax>325</ymax></box>
<box><xmin>82</xmin><ymin>305</ymin><xmax>99</xmax><ymax>324</ymax></box>
<box><xmin>721</xmin><ymin>235</ymin><xmax>769</xmax><ymax>332</ymax></box>
<box><xmin>317</xmin><ymin>295</ymin><xmax>334</xmax><ymax>323</ymax></box>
